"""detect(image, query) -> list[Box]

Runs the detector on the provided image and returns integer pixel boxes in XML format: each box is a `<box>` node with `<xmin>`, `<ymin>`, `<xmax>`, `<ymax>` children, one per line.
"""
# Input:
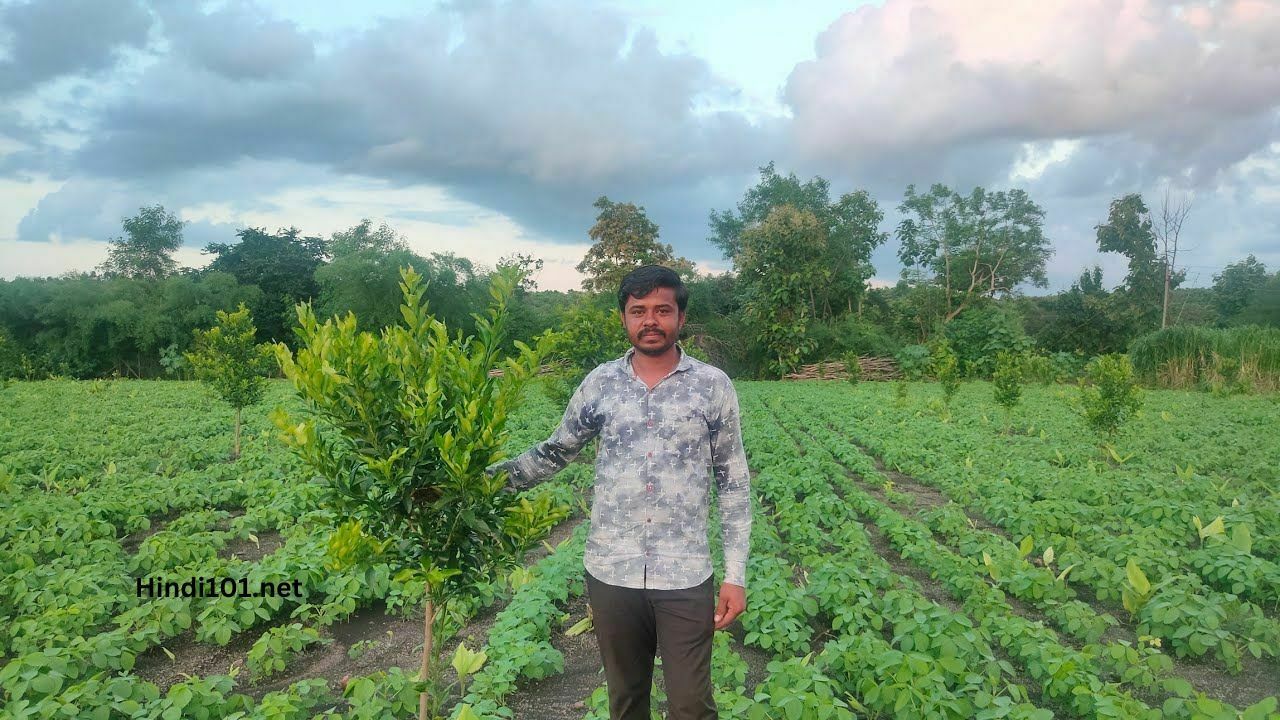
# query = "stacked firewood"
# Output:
<box><xmin>783</xmin><ymin>356</ymin><xmax>900</xmax><ymax>381</ymax></box>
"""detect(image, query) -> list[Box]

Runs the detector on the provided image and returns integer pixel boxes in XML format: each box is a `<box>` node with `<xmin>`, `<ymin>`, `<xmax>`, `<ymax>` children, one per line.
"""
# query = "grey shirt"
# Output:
<box><xmin>500</xmin><ymin>343</ymin><xmax>752</xmax><ymax>590</ymax></box>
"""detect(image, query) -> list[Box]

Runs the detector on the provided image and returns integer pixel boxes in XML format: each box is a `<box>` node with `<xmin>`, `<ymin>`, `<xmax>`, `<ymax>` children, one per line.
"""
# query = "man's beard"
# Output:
<box><xmin>633</xmin><ymin>330</ymin><xmax>677</xmax><ymax>357</ymax></box>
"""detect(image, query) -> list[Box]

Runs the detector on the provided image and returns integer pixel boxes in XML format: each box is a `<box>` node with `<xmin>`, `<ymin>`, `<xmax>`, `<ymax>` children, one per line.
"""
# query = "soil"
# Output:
<box><xmin>218</xmin><ymin>530</ymin><xmax>283</xmax><ymax>563</ymax></box>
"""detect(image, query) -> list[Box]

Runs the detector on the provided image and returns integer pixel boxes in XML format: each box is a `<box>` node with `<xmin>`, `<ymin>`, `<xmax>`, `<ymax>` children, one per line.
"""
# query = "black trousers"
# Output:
<box><xmin>585</xmin><ymin>571</ymin><xmax>717</xmax><ymax>720</ymax></box>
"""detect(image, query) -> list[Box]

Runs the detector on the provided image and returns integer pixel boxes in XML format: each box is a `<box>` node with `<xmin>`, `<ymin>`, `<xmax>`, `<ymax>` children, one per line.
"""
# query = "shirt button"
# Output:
<box><xmin>647</xmin><ymin>452</ymin><xmax>652</xmax><ymax>458</ymax></box>
<box><xmin>646</xmin><ymin>483</ymin><xmax>654</xmax><ymax>492</ymax></box>
<box><xmin>646</xmin><ymin>518</ymin><xmax>652</xmax><ymax>523</ymax></box>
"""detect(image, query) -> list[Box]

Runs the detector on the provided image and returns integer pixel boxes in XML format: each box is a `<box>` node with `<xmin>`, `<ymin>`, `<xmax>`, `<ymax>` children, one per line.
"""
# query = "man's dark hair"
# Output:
<box><xmin>617</xmin><ymin>265</ymin><xmax>688</xmax><ymax>314</ymax></box>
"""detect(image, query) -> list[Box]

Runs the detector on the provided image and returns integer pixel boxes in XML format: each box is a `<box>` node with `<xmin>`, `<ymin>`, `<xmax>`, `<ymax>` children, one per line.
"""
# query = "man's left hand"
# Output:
<box><xmin>714</xmin><ymin>582</ymin><xmax>746</xmax><ymax>630</ymax></box>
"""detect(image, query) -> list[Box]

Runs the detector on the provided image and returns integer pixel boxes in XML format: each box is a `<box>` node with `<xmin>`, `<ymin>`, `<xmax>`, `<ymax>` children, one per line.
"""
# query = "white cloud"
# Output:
<box><xmin>785</xmin><ymin>0</ymin><xmax>1280</xmax><ymax>185</ymax></box>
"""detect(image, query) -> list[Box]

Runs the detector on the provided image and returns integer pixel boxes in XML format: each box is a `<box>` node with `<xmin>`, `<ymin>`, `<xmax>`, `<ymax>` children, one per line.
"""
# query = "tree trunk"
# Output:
<box><xmin>1161</xmin><ymin>262</ymin><xmax>1171</xmax><ymax>330</ymax></box>
<box><xmin>233</xmin><ymin>407</ymin><xmax>242</xmax><ymax>460</ymax></box>
<box><xmin>419</xmin><ymin>584</ymin><xmax>434</xmax><ymax>720</ymax></box>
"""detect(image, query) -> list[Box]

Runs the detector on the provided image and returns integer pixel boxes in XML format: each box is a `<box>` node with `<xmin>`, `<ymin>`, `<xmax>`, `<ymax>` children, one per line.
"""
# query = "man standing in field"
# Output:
<box><xmin>486</xmin><ymin>264</ymin><xmax>752</xmax><ymax>720</ymax></box>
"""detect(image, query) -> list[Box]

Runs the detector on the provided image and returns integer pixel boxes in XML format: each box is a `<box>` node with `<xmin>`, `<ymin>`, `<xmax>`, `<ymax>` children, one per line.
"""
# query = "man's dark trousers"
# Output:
<box><xmin>585</xmin><ymin>571</ymin><xmax>717</xmax><ymax>720</ymax></box>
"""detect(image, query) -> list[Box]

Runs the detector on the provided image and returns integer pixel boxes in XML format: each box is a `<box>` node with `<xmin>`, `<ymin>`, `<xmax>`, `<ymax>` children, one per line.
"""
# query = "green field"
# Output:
<box><xmin>1</xmin><ymin>379</ymin><xmax>1277</xmax><ymax>719</ymax></box>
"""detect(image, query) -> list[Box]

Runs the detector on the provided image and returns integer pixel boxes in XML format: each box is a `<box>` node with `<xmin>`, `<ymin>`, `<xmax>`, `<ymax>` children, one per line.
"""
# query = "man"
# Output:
<box><xmin>486</xmin><ymin>264</ymin><xmax>751</xmax><ymax>720</ymax></box>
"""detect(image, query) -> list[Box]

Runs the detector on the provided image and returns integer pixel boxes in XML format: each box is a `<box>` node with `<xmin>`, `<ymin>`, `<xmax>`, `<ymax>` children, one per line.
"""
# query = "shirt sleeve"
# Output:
<box><xmin>709</xmin><ymin>375</ymin><xmax>751</xmax><ymax>588</ymax></box>
<box><xmin>507</xmin><ymin>370</ymin><xmax>603</xmax><ymax>490</ymax></box>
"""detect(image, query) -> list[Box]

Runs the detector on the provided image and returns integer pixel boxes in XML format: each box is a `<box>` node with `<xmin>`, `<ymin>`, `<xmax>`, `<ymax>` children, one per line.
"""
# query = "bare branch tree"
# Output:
<box><xmin>1155</xmin><ymin>186</ymin><xmax>1193</xmax><ymax>329</ymax></box>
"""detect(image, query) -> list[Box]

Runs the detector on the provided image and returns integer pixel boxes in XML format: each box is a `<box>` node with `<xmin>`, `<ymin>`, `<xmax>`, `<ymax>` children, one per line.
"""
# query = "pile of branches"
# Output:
<box><xmin>783</xmin><ymin>356</ymin><xmax>900</xmax><ymax>381</ymax></box>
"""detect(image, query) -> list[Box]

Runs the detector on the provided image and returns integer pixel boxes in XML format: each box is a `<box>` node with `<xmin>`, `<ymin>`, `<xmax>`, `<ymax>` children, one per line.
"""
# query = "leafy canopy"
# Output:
<box><xmin>576</xmin><ymin>196</ymin><xmax>694</xmax><ymax>294</ymax></box>
<box><xmin>185</xmin><ymin>302</ymin><xmax>274</xmax><ymax>411</ymax></box>
<box><xmin>271</xmin><ymin>266</ymin><xmax>557</xmax><ymax>599</ymax></box>
<box><xmin>98</xmin><ymin>204</ymin><xmax>186</xmax><ymax>280</ymax></box>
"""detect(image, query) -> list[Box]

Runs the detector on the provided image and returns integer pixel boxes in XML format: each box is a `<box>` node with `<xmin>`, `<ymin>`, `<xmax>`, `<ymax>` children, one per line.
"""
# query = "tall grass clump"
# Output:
<box><xmin>1129</xmin><ymin>325</ymin><xmax>1280</xmax><ymax>393</ymax></box>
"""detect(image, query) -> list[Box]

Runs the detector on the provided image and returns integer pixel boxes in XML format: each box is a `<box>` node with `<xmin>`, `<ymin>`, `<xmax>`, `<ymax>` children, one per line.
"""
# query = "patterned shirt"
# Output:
<box><xmin>500</xmin><ymin>343</ymin><xmax>752</xmax><ymax>590</ymax></box>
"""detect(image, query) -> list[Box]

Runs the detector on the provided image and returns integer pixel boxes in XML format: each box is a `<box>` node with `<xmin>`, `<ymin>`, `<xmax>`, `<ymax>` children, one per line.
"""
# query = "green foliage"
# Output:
<box><xmin>576</xmin><ymin>196</ymin><xmax>695</xmax><ymax>293</ymax></box>
<box><xmin>1237</xmin><ymin>272</ymin><xmax>1280</xmax><ymax>328</ymax></box>
<box><xmin>739</xmin><ymin>205</ymin><xmax>828</xmax><ymax>377</ymax></box>
<box><xmin>1078</xmin><ymin>354</ymin><xmax>1143</xmax><ymax>441</ymax></box>
<box><xmin>1095</xmin><ymin>194</ymin><xmax>1182</xmax><ymax>336</ymax></box>
<box><xmin>203</xmin><ymin>226</ymin><xmax>327</xmax><ymax>344</ymax></box>
<box><xmin>806</xmin><ymin>314</ymin><xmax>900</xmax><ymax>363</ymax></box>
<box><xmin>186</xmin><ymin>303</ymin><xmax>273</xmax><ymax>409</ymax></box>
<box><xmin>1129</xmin><ymin>324</ymin><xmax>1280</xmax><ymax>392</ymax></box>
<box><xmin>1212</xmin><ymin>255</ymin><xmax>1268</xmax><ymax>324</ymax></box>
<box><xmin>992</xmin><ymin>351</ymin><xmax>1024</xmax><ymax>414</ymax></box>
<box><xmin>930</xmin><ymin>338</ymin><xmax>960</xmax><ymax>404</ymax></box>
<box><xmin>271</xmin><ymin>266</ymin><xmax>556</xmax><ymax>600</ymax></box>
<box><xmin>245</xmin><ymin>622</ymin><xmax>329</xmax><ymax>682</ymax></box>
<box><xmin>186</xmin><ymin>302</ymin><xmax>274</xmax><ymax>458</ymax></box>
<box><xmin>895</xmin><ymin>344</ymin><xmax>930</xmax><ymax>380</ymax></box>
<box><xmin>710</xmin><ymin>161</ymin><xmax>887</xmax><ymax>321</ymax></box>
<box><xmin>897</xmin><ymin>184</ymin><xmax>1051</xmax><ymax>321</ymax></box>
<box><xmin>543</xmin><ymin>293</ymin><xmax>630</xmax><ymax>406</ymax></box>
<box><xmin>97</xmin><ymin>204</ymin><xmax>185</xmax><ymax>280</ymax></box>
<box><xmin>842</xmin><ymin>351</ymin><xmax>861</xmax><ymax>385</ymax></box>
<box><xmin>944</xmin><ymin>305</ymin><xmax>1034</xmax><ymax>377</ymax></box>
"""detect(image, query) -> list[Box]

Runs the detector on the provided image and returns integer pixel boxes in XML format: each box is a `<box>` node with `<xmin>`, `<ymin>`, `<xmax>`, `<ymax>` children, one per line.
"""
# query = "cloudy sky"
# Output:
<box><xmin>2</xmin><ymin>0</ymin><xmax>1278</xmax><ymax>293</ymax></box>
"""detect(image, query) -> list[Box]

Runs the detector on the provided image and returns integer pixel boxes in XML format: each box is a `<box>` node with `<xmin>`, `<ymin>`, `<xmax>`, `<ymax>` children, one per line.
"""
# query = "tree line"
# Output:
<box><xmin>0</xmin><ymin>163</ymin><xmax>1276</xmax><ymax>381</ymax></box>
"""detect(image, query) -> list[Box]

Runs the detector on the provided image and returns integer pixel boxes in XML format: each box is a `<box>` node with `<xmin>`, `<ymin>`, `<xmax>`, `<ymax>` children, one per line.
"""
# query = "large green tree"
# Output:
<box><xmin>315</xmin><ymin>221</ymin><xmax>486</xmax><ymax>334</ymax></box>
<box><xmin>897</xmin><ymin>184</ymin><xmax>1052</xmax><ymax>323</ymax></box>
<box><xmin>710</xmin><ymin>162</ymin><xmax>885</xmax><ymax>318</ymax></box>
<box><xmin>1095</xmin><ymin>194</ymin><xmax>1183</xmax><ymax>337</ymax></box>
<box><xmin>1212</xmin><ymin>255</ymin><xmax>1268</xmax><ymax>325</ymax></box>
<box><xmin>98</xmin><ymin>205</ymin><xmax>186</xmax><ymax>280</ymax></box>
<box><xmin>1237</xmin><ymin>272</ymin><xmax>1280</xmax><ymax>327</ymax></box>
<box><xmin>203</xmin><ymin>227</ymin><xmax>328</xmax><ymax>343</ymax></box>
<box><xmin>1032</xmin><ymin>266</ymin><xmax>1131</xmax><ymax>355</ymax></box>
<box><xmin>576</xmin><ymin>196</ymin><xmax>695</xmax><ymax>293</ymax></box>
<box><xmin>737</xmin><ymin>204</ymin><xmax>829</xmax><ymax>377</ymax></box>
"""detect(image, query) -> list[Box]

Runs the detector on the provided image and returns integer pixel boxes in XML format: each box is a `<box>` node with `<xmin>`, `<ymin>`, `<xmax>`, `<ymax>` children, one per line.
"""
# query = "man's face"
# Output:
<box><xmin>621</xmin><ymin>286</ymin><xmax>685</xmax><ymax>357</ymax></box>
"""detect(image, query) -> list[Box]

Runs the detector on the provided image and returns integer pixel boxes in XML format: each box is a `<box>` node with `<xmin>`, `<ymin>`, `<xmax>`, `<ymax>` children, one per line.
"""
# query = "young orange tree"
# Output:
<box><xmin>270</xmin><ymin>266</ymin><xmax>557</xmax><ymax>718</ymax></box>
<box><xmin>185</xmin><ymin>302</ymin><xmax>275</xmax><ymax>459</ymax></box>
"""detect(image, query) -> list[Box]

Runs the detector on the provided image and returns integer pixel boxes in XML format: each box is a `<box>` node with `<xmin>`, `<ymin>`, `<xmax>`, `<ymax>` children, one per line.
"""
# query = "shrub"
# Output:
<box><xmin>271</xmin><ymin>266</ymin><xmax>557</xmax><ymax>600</ymax></box>
<box><xmin>895</xmin><ymin>344</ymin><xmax>931</xmax><ymax>380</ymax></box>
<box><xmin>807</xmin><ymin>315</ymin><xmax>900</xmax><ymax>361</ymax></box>
<box><xmin>945</xmin><ymin>305</ymin><xmax>1034</xmax><ymax>377</ymax></box>
<box><xmin>185</xmin><ymin>303</ymin><xmax>275</xmax><ymax>459</ymax></box>
<box><xmin>930</xmin><ymin>338</ymin><xmax>960</xmax><ymax>405</ymax></box>
<box><xmin>1079</xmin><ymin>354</ymin><xmax>1143</xmax><ymax>441</ymax></box>
<box><xmin>992</xmin><ymin>351</ymin><xmax>1024</xmax><ymax>427</ymax></box>
<box><xmin>842</xmin><ymin>351</ymin><xmax>861</xmax><ymax>385</ymax></box>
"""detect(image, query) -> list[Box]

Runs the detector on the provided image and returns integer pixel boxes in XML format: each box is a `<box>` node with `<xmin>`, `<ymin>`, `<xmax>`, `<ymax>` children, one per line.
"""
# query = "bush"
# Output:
<box><xmin>930</xmin><ymin>338</ymin><xmax>960</xmax><ymax>405</ymax></box>
<box><xmin>895</xmin><ymin>344</ymin><xmax>931</xmax><ymax>380</ymax></box>
<box><xmin>992</xmin><ymin>351</ymin><xmax>1024</xmax><ymax>419</ymax></box>
<box><xmin>185</xmin><ymin>303</ymin><xmax>275</xmax><ymax>459</ymax></box>
<box><xmin>807</xmin><ymin>315</ymin><xmax>900</xmax><ymax>362</ymax></box>
<box><xmin>842</xmin><ymin>351</ymin><xmax>861</xmax><ymax>385</ymax></box>
<box><xmin>945</xmin><ymin>305</ymin><xmax>1034</xmax><ymax>377</ymax></box>
<box><xmin>542</xmin><ymin>294</ymin><xmax>631</xmax><ymax>405</ymax></box>
<box><xmin>1079</xmin><ymin>354</ymin><xmax>1143</xmax><ymax>441</ymax></box>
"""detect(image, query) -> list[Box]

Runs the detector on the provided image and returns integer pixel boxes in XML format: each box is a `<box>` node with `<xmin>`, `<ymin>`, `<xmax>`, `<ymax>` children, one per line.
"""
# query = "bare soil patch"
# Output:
<box><xmin>218</xmin><ymin>530</ymin><xmax>283</xmax><ymax>563</ymax></box>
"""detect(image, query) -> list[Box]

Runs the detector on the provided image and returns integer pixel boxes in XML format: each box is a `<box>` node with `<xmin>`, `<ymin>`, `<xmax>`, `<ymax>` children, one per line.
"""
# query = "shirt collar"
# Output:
<box><xmin>623</xmin><ymin>341</ymin><xmax>693</xmax><ymax>380</ymax></box>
